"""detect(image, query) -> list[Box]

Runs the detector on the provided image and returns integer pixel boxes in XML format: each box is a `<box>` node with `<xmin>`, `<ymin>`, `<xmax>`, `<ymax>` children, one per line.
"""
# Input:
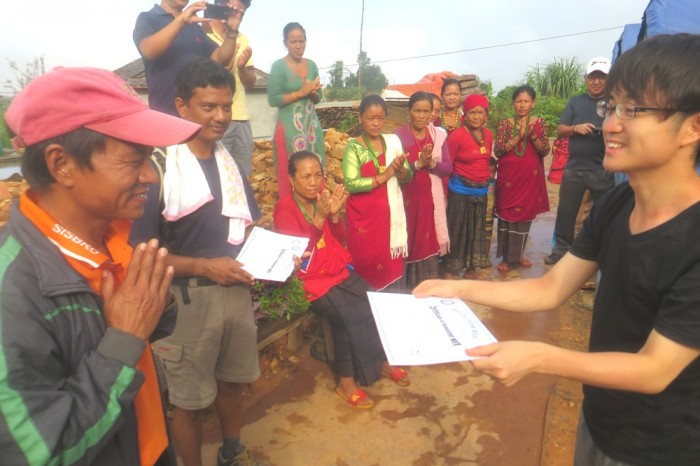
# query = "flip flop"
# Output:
<box><xmin>336</xmin><ymin>387</ymin><xmax>374</xmax><ymax>409</ymax></box>
<box><xmin>519</xmin><ymin>257</ymin><xmax>533</xmax><ymax>268</ymax></box>
<box><xmin>310</xmin><ymin>340</ymin><xmax>329</xmax><ymax>363</ymax></box>
<box><xmin>497</xmin><ymin>261</ymin><xmax>509</xmax><ymax>273</ymax></box>
<box><xmin>382</xmin><ymin>367</ymin><xmax>411</xmax><ymax>387</ymax></box>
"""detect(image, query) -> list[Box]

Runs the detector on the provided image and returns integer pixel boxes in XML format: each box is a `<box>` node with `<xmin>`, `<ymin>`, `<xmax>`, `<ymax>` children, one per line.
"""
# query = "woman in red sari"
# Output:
<box><xmin>274</xmin><ymin>151</ymin><xmax>410</xmax><ymax>409</ymax></box>
<box><xmin>493</xmin><ymin>85</ymin><xmax>550</xmax><ymax>273</ymax></box>
<box><xmin>342</xmin><ymin>94</ymin><xmax>413</xmax><ymax>291</ymax></box>
<box><xmin>395</xmin><ymin>92</ymin><xmax>453</xmax><ymax>289</ymax></box>
<box><xmin>443</xmin><ymin>93</ymin><xmax>493</xmax><ymax>279</ymax></box>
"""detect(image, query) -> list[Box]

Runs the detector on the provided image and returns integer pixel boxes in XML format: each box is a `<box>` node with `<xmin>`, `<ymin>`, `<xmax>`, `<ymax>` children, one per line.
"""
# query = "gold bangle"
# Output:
<box><xmin>292</xmin><ymin>91</ymin><xmax>297</xmax><ymax>100</ymax></box>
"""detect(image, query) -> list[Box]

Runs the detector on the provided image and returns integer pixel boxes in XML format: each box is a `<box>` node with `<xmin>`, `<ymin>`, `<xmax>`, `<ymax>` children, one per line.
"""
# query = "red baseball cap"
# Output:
<box><xmin>5</xmin><ymin>67</ymin><xmax>200</xmax><ymax>147</ymax></box>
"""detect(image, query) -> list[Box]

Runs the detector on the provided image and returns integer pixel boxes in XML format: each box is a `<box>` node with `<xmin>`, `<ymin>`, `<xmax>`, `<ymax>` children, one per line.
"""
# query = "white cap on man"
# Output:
<box><xmin>586</xmin><ymin>57</ymin><xmax>611</xmax><ymax>76</ymax></box>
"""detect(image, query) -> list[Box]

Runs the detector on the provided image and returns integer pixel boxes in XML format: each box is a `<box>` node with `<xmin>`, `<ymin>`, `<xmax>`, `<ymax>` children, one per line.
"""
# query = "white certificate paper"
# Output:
<box><xmin>367</xmin><ymin>292</ymin><xmax>497</xmax><ymax>366</ymax></box>
<box><xmin>236</xmin><ymin>227</ymin><xmax>309</xmax><ymax>282</ymax></box>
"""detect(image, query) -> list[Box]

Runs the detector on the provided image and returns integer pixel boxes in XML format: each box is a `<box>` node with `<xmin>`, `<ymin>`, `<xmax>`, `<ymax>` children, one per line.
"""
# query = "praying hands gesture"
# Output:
<box><xmin>528</xmin><ymin>118</ymin><xmax>544</xmax><ymax>142</ymax></box>
<box><xmin>515</xmin><ymin>117</ymin><xmax>529</xmax><ymax>140</ymax></box>
<box><xmin>314</xmin><ymin>185</ymin><xmax>348</xmax><ymax>227</ymax></box>
<box><xmin>416</xmin><ymin>143</ymin><xmax>435</xmax><ymax>170</ymax></box>
<box><xmin>383</xmin><ymin>154</ymin><xmax>408</xmax><ymax>179</ymax></box>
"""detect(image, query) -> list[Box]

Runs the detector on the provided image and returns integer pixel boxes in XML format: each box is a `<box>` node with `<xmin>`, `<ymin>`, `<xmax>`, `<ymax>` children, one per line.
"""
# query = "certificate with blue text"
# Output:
<box><xmin>367</xmin><ymin>292</ymin><xmax>497</xmax><ymax>365</ymax></box>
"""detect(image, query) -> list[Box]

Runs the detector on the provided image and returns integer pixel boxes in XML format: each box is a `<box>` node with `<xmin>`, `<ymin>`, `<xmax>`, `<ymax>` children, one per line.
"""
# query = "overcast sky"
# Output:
<box><xmin>0</xmin><ymin>0</ymin><xmax>651</xmax><ymax>96</ymax></box>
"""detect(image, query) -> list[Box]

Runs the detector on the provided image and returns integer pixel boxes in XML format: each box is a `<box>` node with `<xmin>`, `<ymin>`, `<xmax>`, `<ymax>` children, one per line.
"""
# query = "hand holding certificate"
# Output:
<box><xmin>367</xmin><ymin>292</ymin><xmax>497</xmax><ymax>366</ymax></box>
<box><xmin>236</xmin><ymin>227</ymin><xmax>309</xmax><ymax>282</ymax></box>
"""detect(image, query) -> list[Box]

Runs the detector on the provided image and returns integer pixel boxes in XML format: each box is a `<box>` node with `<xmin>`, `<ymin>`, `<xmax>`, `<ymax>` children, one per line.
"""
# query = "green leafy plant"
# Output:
<box><xmin>525</xmin><ymin>57</ymin><xmax>584</xmax><ymax>99</ymax></box>
<box><xmin>252</xmin><ymin>276</ymin><xmax>310</xmax><ymax>321</ymax></box>
<box><xmin>0</xmin><ymin>99</ymin><xmax>11</xmax><ymax>151</ymax></box>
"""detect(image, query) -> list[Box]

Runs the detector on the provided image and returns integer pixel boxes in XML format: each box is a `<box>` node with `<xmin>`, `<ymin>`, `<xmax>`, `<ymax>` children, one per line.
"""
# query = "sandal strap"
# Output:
<box><xmin>389</xmin><ymin>367</ymin><xmax>408</xmax><ymax>383</ymax></box>
<box><xmin>347</xmin><ymin>389</ymin><xmax>369</xmax><ymax>406</ymax></box>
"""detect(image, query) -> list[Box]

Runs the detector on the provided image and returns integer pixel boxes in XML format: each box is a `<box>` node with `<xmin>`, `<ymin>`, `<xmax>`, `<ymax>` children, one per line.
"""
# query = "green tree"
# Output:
<box><xmin>0</xmin><ymin>98</ymin><xmax>11</xmax><ymax>150</ymax></box>
<box><xmin>4</xmin><ymin>56</ymin><xmax>46</xmax><ymax>95</ymax></box>
<box><xmin>328</xmin><ymin>60</ymin><xmax>346</xmax><ymax>89</ymax></box>
<box><xmin>344</xmin><ymin>51</ymin><xmax>388</xmax><ymax>92</ymax></box>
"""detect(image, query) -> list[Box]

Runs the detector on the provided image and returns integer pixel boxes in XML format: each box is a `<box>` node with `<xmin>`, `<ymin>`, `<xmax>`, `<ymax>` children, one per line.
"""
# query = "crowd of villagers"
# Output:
<box><xmin>273</xmin><ymin>78</ymin><xmax>551</xmax><ymax>408</ymax></box>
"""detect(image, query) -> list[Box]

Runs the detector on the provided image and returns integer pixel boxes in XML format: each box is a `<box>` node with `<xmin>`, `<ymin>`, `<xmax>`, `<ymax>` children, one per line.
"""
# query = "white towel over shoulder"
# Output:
<box><xmin>383</xmin><ymin>134</ymin><xmax>408</xmax><ymax>259</ymax></box>
<box><xmin>163</xmin><ymin>141</ymin><xmax>252</xmax><ymax>245</ymax></box>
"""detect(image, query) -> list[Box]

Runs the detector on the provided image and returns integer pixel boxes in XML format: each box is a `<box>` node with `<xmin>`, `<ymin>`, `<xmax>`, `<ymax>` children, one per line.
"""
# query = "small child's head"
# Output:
<box><xmin>429</xmin><ymin>93</ymin><xmax>441</xmax><ymax>121</ymax></box>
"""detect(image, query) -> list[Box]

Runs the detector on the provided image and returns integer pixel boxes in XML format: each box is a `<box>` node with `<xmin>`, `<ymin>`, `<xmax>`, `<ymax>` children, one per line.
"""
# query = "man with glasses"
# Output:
<box><xmin>416</xmin><ymin>34</ymin><xmax>700</xmax><ymax>465</ymax></box>
<box><xmin>545</xmin><ymin>57</ymin><xmax>614</xmax><ymax>265</ymax></box>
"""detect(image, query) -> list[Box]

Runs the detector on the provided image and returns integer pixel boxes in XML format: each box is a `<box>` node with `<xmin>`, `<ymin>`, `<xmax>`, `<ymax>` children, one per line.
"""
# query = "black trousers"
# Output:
<box><xmin>551</xmin><ymin>168</ymin><xmax>614</xmax><ymax>256</ymax></box>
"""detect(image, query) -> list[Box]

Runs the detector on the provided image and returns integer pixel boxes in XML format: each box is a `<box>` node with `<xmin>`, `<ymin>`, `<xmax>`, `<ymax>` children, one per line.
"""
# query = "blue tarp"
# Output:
<box><xmin>640</xmin><ymin>0</ymin><xmax>700</xmax><ymax>38</ymax></box>
<box><xmin>612</xmin><ymin>0</ymin><xmax>700</xmax><ymax>62</ymax></box>
<box><xmin>612</xmin><ymin>23</ymin><xmax>642</xmax><ymax>63</ymax></box>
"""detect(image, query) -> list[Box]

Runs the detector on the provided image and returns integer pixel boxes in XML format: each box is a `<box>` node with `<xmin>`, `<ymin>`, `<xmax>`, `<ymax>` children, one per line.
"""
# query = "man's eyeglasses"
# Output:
<box><xmin>597</xmin><ymin>101</ymin><xmax>682</xmax><ymax>120</ymax></box>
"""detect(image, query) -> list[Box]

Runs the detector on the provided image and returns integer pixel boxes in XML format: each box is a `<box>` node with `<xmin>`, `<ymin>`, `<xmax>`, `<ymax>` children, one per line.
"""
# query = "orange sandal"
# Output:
<box><xmin>336</xmin><ymin>387</ymin><xmax>374</xmax><ymax>409</ymax></box>
<box><xmin>519</xmin><ymin>257</ymin><xmax>532</xmax><ymax>268</ymax></box>
<box><xmin>497</xmin><ymin>261</ymin><xmax>509</xmax><ymax>273</ymax></box>
<box><xmin>382</xmin><ymin>367</ymin><xmax>411</xmax><ymax>387</ymax></box>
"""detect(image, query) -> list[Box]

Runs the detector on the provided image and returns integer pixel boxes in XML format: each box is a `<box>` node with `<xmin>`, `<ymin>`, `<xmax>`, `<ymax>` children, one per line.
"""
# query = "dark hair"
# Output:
<box><xmin>288</xmin><ymin>150</ymin><xmax>323</xmax><ymax>177</ymax></box>
<box><xmin>441</xmin><ymin>78</ymin><xmax>461</xmax><ymax>96</ymax></box>
<box><xmin>21</xmin><ymin>128</ymin><xmax>107</xmax><ymax>191</ymax></box>
<box><xmin>429</xmin><ymin>92</ymin><xmax>440</xmax><ymax>102</ymax></box>
<box><xmin>175</xmin><ymin>57</ymin><xmax>235</xmax><ymax>103</ymax></box>
<box><xmin>283</xmin><ymin>22</ymin><xmax>306</xmax><ymax>40</ymax></box>
<box><xmin>408</xmin><ymin>91</ymin><xmax>433</xmax><ymax>109</ymax></box>
<box><xmin>512</xmin><ymin>85</ymin><xmax>536</xmax><ymax>102</ymax></box>
<box><xmin>215</xmin><ymin>0</ymin><xmax>251</xmax><ymax>7</ymax></box>
<box><xmin>358</xmin><ymin>94</ymin><xmax>387</xmax><ymax>115</ymax></box>
<box><xmin>606</xmin><ymin>34</ymin><xmax>700</xmax><ymax>119</ymax></box>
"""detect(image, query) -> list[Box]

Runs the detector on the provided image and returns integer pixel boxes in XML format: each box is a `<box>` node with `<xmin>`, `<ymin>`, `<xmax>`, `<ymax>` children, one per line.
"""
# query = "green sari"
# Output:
<box><xmin>267</xmin><ymin>57</ymin><xmax>326</xmax><ymax>198</ymax></box>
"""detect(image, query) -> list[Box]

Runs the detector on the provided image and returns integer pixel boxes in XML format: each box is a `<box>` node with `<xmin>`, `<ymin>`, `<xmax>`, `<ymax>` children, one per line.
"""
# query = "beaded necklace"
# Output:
<box><xmin>467</xmin><ymin>127</ymin><xmax>487</xmax><ymax>155</ymax></box>
<box><xmin>361</xmin><ymin>134</ymin><xmax>387</xmax><ymax>174</ymax></box>
<box><xmin>440</xmin><ymin>108</ymin><xmax>461</xmax><ymax>132</ymax></box>
<box><xmin>511</xmin><ymin>114</ymin><xmax>531</xmax><ymax>157</ymax></box>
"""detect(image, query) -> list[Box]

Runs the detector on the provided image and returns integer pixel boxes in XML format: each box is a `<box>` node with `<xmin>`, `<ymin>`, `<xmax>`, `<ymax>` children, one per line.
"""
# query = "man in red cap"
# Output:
<box><xmin>0</xmin><ymin>67</ymin><xmax>199</xmax><ymax>466</ymax></box>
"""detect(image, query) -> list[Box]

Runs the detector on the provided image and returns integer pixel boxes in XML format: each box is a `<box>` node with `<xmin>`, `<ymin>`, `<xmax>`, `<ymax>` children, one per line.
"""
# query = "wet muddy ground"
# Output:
<box><xmin>185</xmin><ymin>180</ymin><xmax>595</xmax><ymax>466</ymax></box>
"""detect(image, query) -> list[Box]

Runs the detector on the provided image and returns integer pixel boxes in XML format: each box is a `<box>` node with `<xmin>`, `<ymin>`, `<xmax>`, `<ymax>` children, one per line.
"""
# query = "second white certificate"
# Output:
<box><xmin>367</xmin><ymin>292</ymin><xmax>497</xmax><ymax>366</ymax></box>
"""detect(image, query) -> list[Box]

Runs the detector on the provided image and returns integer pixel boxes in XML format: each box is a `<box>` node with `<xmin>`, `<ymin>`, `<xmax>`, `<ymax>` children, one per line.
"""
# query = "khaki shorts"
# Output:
<box><xmin>153</xmin><ymin>282</ymin><xmax>260</xmax><ymax>410</ymax></box>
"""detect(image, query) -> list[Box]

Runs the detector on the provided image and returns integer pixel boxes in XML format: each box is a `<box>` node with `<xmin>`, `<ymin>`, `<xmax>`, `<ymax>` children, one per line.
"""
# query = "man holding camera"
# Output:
<box><xmin>133</xmin><ymin>0</ymin><xmax>241</xmax><ymax>117</ymax></box>
<box><xmin>203</xmin><ymin>0</ymin><xmax>256</xmax><ymax>178</ymax></box>
<box><xmin>545</xmin><ymin>57</ymin><xmax>615</xmax><ymax>265</ymax></box>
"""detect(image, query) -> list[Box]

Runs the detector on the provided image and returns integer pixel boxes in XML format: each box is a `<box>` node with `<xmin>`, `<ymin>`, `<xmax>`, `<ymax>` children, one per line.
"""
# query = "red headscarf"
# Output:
<box><xmin>463</xmin><ymin>93</ymin><xmax>489</xmax><ymax>113</ymax></box>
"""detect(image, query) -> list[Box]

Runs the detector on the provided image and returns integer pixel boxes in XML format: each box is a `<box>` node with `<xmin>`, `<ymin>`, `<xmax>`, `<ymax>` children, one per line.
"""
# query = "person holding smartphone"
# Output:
<box><xmin>545</xmin><ymin>57</ymin><xmax>615</xmax><ymax>265</ymax></box>
<box><xmin>203</xmin><ymin>0</ymin><xmax>257</xmax><ymax>178</ymax></box>
<box><xmin>133</xmin><ymin>0</ymin><xmax>241</xmax><ymax>117</ymax></box>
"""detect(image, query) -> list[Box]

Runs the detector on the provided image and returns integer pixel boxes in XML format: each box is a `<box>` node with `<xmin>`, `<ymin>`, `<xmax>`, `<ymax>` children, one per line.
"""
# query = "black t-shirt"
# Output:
<box><xmin>130</xmin><ymin>155</ymin><xmax>261</xmax><ymax>263</ymax></box>
<box><xmin>559</xmin><ymin>93</ymin><xmax>606</xmax><ymax>170</ymax></box>
<box><xmin>570</xmin><ymin>183</ymin><xmax>700</xmax><ymax>465</ymax></box>
<box><xmin>168</xmin><ymin>156</ymin><xmax>260</xmax><ymax>259</ymax></box>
